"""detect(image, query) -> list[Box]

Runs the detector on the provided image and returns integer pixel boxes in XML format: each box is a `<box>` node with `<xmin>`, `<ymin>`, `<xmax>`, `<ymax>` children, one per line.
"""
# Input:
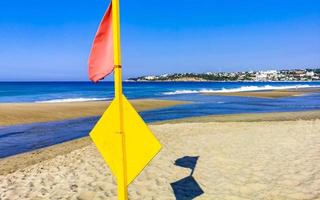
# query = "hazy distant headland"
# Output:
<box><xmin>128</xmin><ymin>68</ymin><xmax>320</xmax><ymax>82</ymax></box>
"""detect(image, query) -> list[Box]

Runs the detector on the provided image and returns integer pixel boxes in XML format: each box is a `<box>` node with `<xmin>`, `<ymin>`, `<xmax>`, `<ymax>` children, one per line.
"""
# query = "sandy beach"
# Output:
<box><xmin>1</xmin><ymin>0</ymin><xmax>320</xmax><ymax>198</ymax></box>
<box><xmin>1</xmin><ymin>110</ymin><xmax>320</xmax><ymax>200</ymax></box>
<box><xmin>0</xmin><ymin>99</ymin><xmax>187</xmax><ymax>126</ymax></box>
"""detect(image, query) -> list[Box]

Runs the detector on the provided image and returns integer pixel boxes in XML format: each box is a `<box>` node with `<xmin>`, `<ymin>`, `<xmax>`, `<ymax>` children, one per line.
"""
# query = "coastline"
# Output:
<box><xmin>1</xmin><ymin>88</ymin><xmax>320</xmax><ymax>199</ymax></box>
<box><xmin>0</xmin><ymin>99</ymin><xmax>188</xmax><ymax>126</ymax></box>
<box><xmin>0</xmin><ymin>111</ymin><xmax>319</xmax><ymax>199</ymax></box>
<box><xmin>129</xmin><ymin>80</ymin><xmax>320</xmax><ymax>82</ymax></box>
<box><xmin>154</xmin><ymin>109</ymin><xmax>320</xmax><ymax>124</ymax></box>
<box><xmin>1</xmin><ymin>109</ymin><xmax>319</xmax><ymax>175</ymax></box>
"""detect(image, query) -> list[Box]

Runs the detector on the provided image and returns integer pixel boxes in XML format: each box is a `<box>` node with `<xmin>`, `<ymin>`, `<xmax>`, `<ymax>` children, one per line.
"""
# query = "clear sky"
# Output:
<box><xmin>0</xmin><ymin>0</ymin><xmax>319</xmax><ymax>81</ymax></box>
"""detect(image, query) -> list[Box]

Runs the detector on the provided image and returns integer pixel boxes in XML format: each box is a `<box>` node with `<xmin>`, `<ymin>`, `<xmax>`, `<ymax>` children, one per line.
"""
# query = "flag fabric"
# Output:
<box><xmin>88</xmin><ymin>0</ymin><xmax>163</xmax><ymax>195</ymax></box>
<box><xmin>88</xmin><ymin>3</ymin><xmax>113</xmax><ymax>82</ymax></box>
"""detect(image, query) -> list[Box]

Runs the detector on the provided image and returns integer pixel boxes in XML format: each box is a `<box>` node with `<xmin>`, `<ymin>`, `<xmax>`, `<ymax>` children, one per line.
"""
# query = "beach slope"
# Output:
<box><xmin>1</xmin><ymin>115</ymin><xmax>319</xmax><ymax>199</ymax></box>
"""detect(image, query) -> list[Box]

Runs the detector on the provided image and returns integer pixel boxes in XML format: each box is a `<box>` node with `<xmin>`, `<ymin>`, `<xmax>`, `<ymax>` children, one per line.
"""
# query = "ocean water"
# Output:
<box><xmin>1</xmin><ymin>81</ymin><xmax>320</xmax><ymax>103</ymax></box>
<box><xmin>0</xmin><ymin>81</ymin><xmax>320</xmax><ymax>158</ymax></box>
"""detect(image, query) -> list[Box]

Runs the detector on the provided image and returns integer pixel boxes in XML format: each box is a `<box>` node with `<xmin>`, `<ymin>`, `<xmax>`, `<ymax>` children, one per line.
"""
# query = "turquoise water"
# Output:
<box><xmin>0</xmin><ymin>81</ymin><xmax>320</xmax><ymax>158</ymax></box>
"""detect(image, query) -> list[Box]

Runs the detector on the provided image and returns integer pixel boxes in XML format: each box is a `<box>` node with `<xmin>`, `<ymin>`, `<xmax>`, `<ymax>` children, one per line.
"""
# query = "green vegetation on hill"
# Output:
<box><xmin>128</xmin><ymin>68</ymin><xmax>320</xmax><ymax>82</ymax></box>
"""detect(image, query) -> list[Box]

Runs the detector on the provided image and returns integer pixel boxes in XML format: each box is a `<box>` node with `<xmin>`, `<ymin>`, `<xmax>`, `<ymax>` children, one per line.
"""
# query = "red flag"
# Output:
<box><xmin>88</xmin><ymin>3</ymin><xmax>113</xmax><ymax>82</ymax></box>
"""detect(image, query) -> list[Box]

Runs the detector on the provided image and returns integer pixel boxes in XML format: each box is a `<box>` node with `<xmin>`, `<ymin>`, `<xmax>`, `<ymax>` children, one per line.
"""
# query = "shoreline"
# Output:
<box><xmin>127</xmin><ymin>80</ymin><xmax>320</xmax><ymax>82</ymax></box>
<box><xmin>154</xmin><ymin>109</ymin><xmax>320</xmax><ymax>124</ymax></box>
<box><xmin>0</xmin><ymin>114</ymin><xmax>319</xmax><ymax>199</ymax></box>
<box><xmin>0</xmin><ymin>99</ymin><xmax>188</xmax><ymax>126</ymax></box>
<box><xmin>1</xmin><ymin>87</ymin><xmax>319</xmax><ymax>126</ymax></box>
<box><xmin>1</xmin><ymin>109</ymin><xmax>319</xmax><ymax>176</ymax></box>
<box><xmin>203</xmin><ymin>87</ymin><xmax>320</xmax><ymax>98</ymax></box>
<box><xmin>1</xmin><ymin>90</ymin><xmax>320</xmax><ymax>199</ymax></box>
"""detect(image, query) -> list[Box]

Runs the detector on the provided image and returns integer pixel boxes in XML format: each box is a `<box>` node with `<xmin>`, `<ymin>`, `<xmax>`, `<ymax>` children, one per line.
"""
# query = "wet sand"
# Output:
<box><xmin>204</xmin><ymin>87</ymin><xmax>320</xmax><ymax>98</ymax></box>
<box><xmin>155</xmin><ymin>110</ymin><xmax>320</xmax><ymax>124</ymax></box>
<box><xmin>0</xmin><ymin>99</ymin><xmax>187</xmax><ymax>126</ymax></box>
<box><xmin>1</xmin><ymin>112</ymin><xmax>320</xmax><ymax>199</ymax></box>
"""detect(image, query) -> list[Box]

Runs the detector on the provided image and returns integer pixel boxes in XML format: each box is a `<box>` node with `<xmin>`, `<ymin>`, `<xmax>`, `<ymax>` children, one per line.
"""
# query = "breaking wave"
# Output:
<box><xmin>35</xmin><ymin>97</ymin><xmax>110</xmax><ymax>103</ymax></box>
<box><xmin>163</xmin><ymin>84</ymin><xmax>318</xmax><ymax>95</ymax></box>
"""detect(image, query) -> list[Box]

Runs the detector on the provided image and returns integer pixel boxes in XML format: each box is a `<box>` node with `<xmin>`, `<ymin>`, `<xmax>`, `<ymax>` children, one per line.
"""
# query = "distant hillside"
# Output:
<box><xmin>128</xmin><ymin>68</ymin><xmax>320</xmax><ymax>82</ymax></box>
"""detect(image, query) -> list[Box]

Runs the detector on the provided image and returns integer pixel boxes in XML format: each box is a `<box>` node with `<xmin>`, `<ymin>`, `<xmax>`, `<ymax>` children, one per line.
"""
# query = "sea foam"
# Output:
<box><xmin>35</xmin><ymin>97</ymin><xmax>109</xmax><ymax>103</ymax></box>
<box><xmin>163</xmin><ymin>84</ymin><xmax>318</xmax><ymax>95</ymax></box>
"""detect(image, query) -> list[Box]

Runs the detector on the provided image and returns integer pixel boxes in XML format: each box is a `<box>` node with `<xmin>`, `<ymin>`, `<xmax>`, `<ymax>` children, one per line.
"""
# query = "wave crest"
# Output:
<box><xmin>35</xmin><ymin>97</ymin><xmax>109</xmax><ymax>103</ymax></box>
<box><xmin>163</xmin><ymin>84</ymin><xmax>318</xmax><ymax>95</ymax></box>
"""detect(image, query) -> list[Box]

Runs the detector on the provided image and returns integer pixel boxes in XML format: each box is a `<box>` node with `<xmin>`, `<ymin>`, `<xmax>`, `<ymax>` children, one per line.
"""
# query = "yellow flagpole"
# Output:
<box><xmin>111</xmin><ymin>0</ymin><xmax>128</xmax><ymax>199</ymax></box>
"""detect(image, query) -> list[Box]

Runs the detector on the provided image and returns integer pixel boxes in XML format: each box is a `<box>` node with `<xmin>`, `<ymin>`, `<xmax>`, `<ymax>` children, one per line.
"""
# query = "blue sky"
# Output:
<box><xmin>0</xmin><ymin>0</ymin><xmax>319</xmax><ymax>81</ymax></box>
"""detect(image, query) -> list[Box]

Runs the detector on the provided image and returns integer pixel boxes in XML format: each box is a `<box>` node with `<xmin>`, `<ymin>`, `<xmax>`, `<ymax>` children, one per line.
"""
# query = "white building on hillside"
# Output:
<box><xmin>255</xmin><ymin>70</ymin><xmax>278</xmax><ymax>81</ymax></box>
<box><xmin>144</xmin><ymin>76</ymin><xmax>156</xmax><ymax>80</ymax></box>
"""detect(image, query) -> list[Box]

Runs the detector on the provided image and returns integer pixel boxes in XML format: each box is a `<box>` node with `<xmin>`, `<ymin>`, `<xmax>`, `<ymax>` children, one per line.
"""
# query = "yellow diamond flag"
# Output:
<box><xmin>89</xmin><ymin>95</ymin><xmax>162</xmax><ymax>185</ymax></box>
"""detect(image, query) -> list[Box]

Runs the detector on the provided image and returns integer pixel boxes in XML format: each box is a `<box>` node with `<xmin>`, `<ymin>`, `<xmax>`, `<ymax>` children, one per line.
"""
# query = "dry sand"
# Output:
<box><xmin>1</xmin><ymin>118</ymin><xmax>320</xmax><ymax>199</ymax></box>
<box><xmin>203</xmin><ymin>88</ymin><xmax>320</xmax><ymax>98</ymax></box>
<box><xmin>0</xmin><ymin>99</ymin><xmax>187</xmax><ymax>126</ymax></box>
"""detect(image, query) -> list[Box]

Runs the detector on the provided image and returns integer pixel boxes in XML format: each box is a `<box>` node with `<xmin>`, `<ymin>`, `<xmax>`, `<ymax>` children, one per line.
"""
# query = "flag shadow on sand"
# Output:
<box><xmin>170</xmin><ymin>156</ymin><xmax>204</xmax><ymax>200</ymax></box>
